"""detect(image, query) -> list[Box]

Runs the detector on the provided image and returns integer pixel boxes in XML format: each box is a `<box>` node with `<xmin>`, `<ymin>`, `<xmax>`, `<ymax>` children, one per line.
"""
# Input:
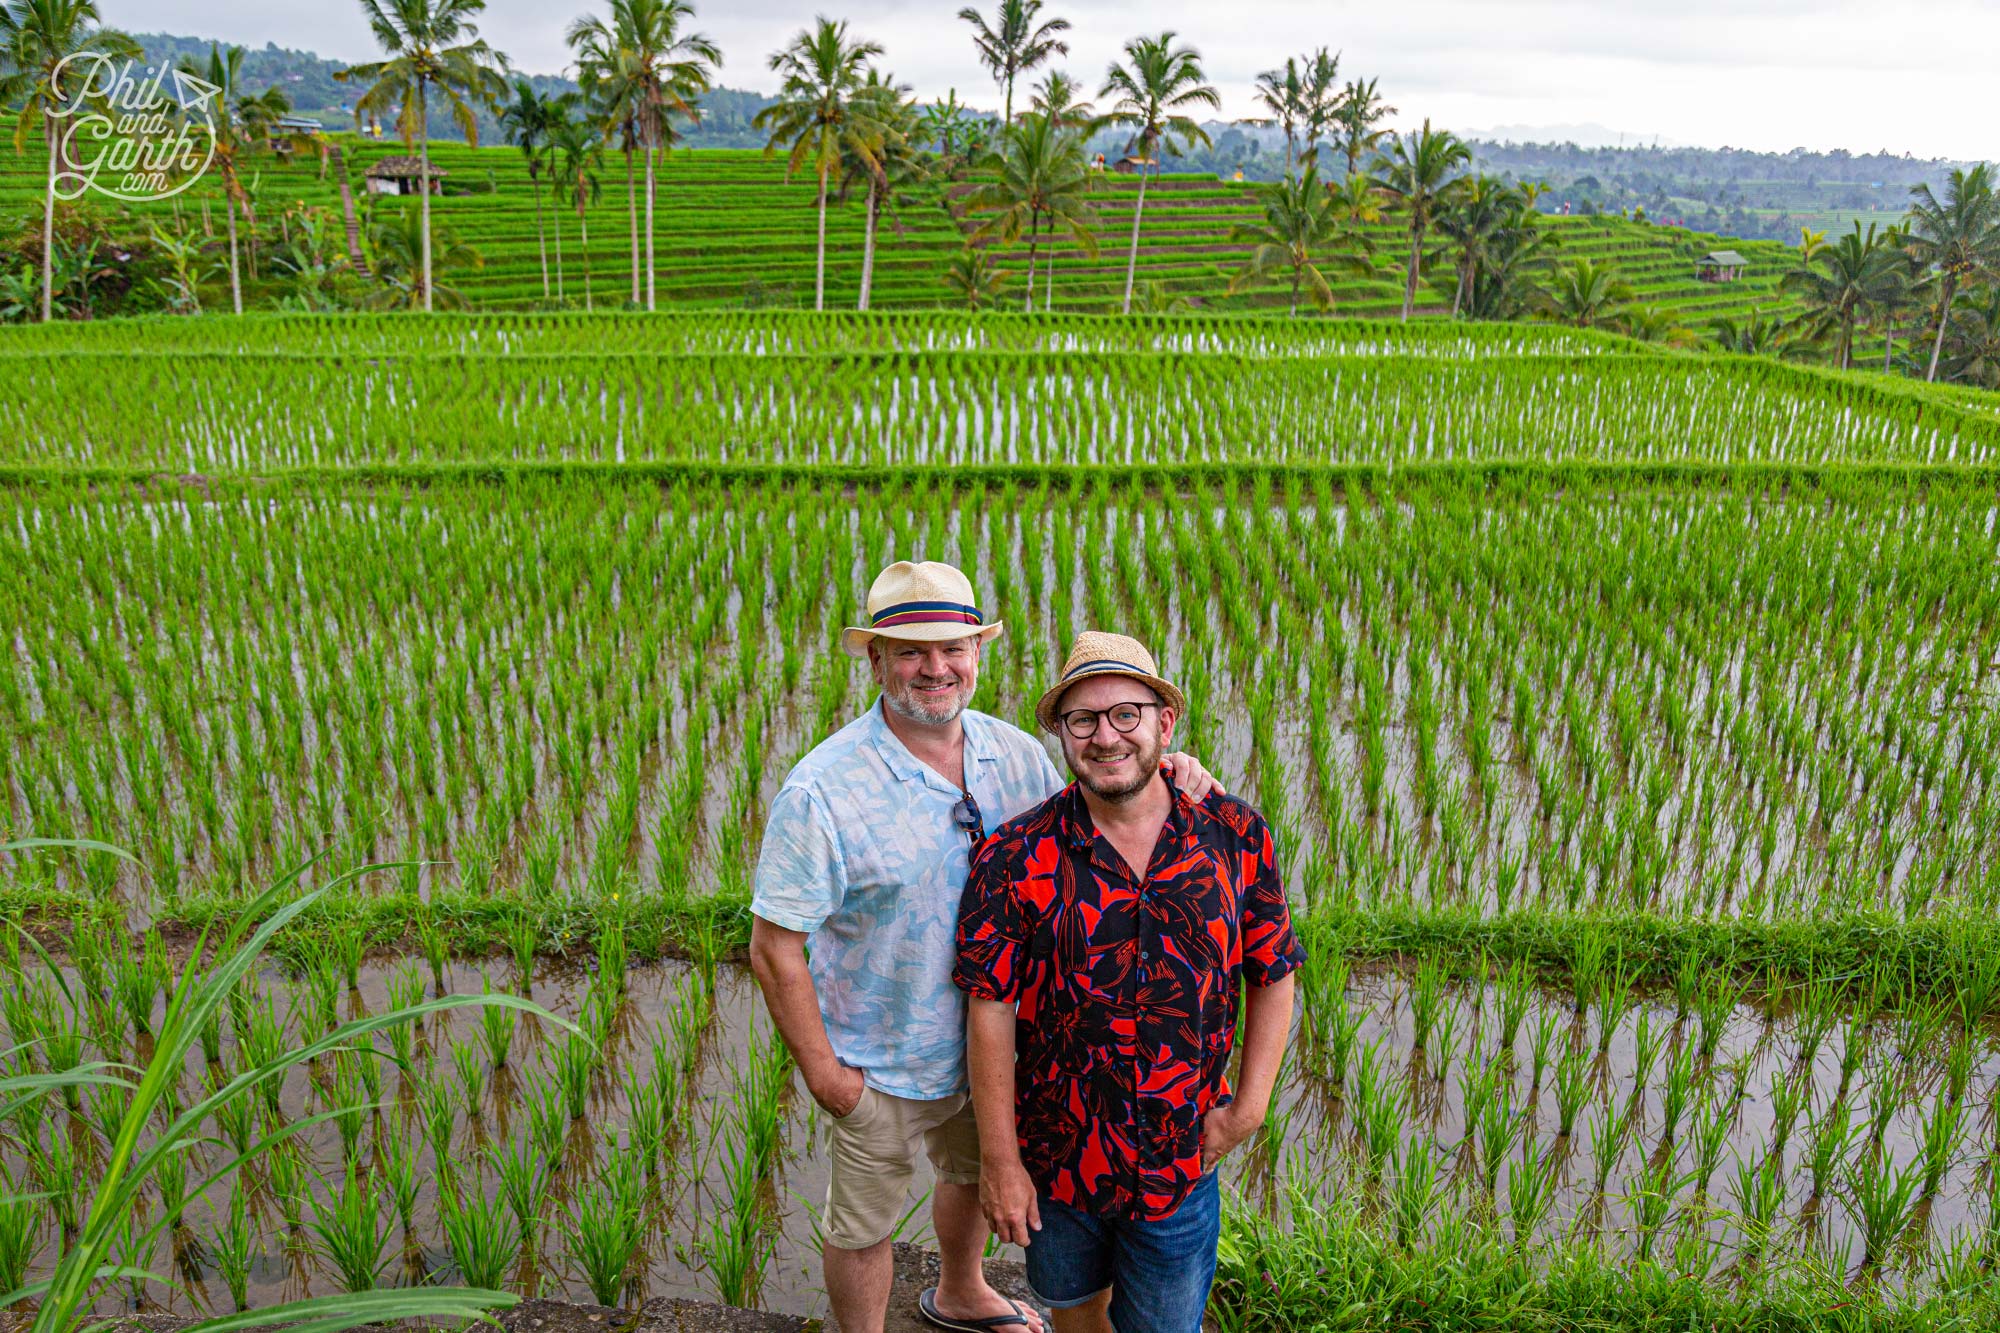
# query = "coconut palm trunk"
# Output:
<box><xmin>40</xmin><ymin>119</ymin><xmax>57</xmax><ymax>323</ymax></box>
<box><xmin>579</xmin><ymin>207</ymin><xmax>592</xmax><ymax>311</ymax></box>
<box><xmin>1402</xmin><ymin>219</ymin><xmax>1425</xmax><ymax>322</ymax></box>
<box><xmin>1023</xmin><ymin>213</ymin><xmax>1039</xmax><ymax>314</ymax></box>
<box><xmin>625</xmin><ymin>145</ymin><xmax>639</xmax><ymax>305</ymax></box>
<box><xmin>644</xmin><ymin>142</ymin><xmax>657</xmax><ymax>311</ymax></box>
<box><xmin>814</xmin><ymin>172</ymin><xmax>828</xmax><ymax>312</ymax></box>
<box><xmin>553</xmin><ymin>204</ymin><xmax>566</xmax><ymax>299</ymax></box>
<box><xmin>225</xmin><ymin>189</ymin><xmax>243</xmax><ymax>315</ymax></box>
<box><xmin>1927</xmin><ymin>280</ymin><xmax>1956</xmax><ymax>382</ymax></box>
<box><xmin>1121</xmin><ymin>158</ymin><xmax>1151</xmax><ymax>315</ymax></box>
<box><xmin>417</xmin><ymin>84</ymin><xmax>434</xmax><ymax>313</ymax></box>
<box><xmin>530</xmin><ymin>172</ymin><xmax>550</xmax><ymax>299</ymax></box>
<box><xmin>858</xmin><ymin>185</ymin><xmax>878</xmax><ymax>311</ymax></box>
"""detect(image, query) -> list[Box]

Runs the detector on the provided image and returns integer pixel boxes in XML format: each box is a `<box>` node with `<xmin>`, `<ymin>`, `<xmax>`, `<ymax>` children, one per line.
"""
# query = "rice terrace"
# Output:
<box><xmin>4</xmin><ymin>1</ymin><xmax>2000</xmax><ymax>1332</ymax></box>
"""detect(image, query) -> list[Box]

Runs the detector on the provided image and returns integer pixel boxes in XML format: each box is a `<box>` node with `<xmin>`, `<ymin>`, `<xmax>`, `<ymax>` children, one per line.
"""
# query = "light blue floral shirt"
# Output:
<box><xmin>752</xmin><ymin>699</ymin><xmax>1064</xmax><ymax>1100</ymax></box>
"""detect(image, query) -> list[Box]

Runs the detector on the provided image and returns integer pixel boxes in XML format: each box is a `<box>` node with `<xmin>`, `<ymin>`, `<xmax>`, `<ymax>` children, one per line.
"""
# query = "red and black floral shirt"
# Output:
<box><xmin>953</xmin><ymin>775</ymin><xmax>1305</xmax><ymax>1221</ymax></box>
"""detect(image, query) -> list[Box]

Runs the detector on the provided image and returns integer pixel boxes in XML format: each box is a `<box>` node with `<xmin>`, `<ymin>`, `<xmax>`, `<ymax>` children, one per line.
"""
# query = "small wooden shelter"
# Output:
<box><xmin>364</xmin><ymin>156</ymin><xmax>446</xmax><ymax>197</ymax></box>
<box><xmin>1695</xmin><ymin>250</ymin><xmax>1748</xmax><ymax>283</ymax></box>
<box><xmin>1111</xmin><ymin>155</ymin><xmax>1156</xmax><ymax>175</ymax></box>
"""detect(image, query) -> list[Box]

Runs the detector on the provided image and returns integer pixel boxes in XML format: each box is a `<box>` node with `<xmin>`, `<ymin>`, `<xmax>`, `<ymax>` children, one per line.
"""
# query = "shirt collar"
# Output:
<box><xmin>866</xmin><ymin>697</ymin><xmax>994</xmax><ymax>790</ymax></box>
<box><xmin>1057</xmin><ymin>767</ymin><xmax>1194</xmax><ymax>853</ymax></box>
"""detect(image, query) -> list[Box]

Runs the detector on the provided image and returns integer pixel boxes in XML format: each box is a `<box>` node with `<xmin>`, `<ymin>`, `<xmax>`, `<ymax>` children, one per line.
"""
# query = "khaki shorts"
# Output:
<box><xmin>824</xmin><ymin>1084</ymin><xmax>982</xmax><ymax>1250</ymax></box>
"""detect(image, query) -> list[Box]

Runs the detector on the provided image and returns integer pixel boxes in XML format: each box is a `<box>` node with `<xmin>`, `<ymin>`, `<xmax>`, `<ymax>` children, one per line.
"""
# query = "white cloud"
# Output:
<box><xmin>107</xmin><ymin>0</ymin><xmax>1996</xmax><ymax>158</ymax></box>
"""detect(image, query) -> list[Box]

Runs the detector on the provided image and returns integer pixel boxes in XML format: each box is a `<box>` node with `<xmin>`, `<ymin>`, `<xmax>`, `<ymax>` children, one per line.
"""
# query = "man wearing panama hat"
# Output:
<box><xmin>955</xmin><ymin>631</ymin><xmax>1304</xmax><ymax>1333</ymax></box>
<box><xmin>749</xmin><ymin>565</ymin><xmax>1222</xmax><ymax>1333</ymax></box>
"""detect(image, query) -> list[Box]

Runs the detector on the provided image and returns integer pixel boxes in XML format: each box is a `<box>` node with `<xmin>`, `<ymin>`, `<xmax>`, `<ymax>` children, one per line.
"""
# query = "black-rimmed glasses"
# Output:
<box><xmin>952</xmin><ymin>790</ymin><xmax>985</xmax><ymax>847</ymax></box>
<box><xmin>1057</xmin><ymin>701</ymin><xmax>1161</xmax><ymax>740</ymax></box>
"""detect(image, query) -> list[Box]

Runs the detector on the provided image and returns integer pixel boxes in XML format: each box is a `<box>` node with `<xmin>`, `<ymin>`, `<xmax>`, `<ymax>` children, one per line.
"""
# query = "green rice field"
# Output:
<box><xmin>4</xmin><ymin>309</ymin><xmax>2000</xmax><ymax>1329</ymax></box>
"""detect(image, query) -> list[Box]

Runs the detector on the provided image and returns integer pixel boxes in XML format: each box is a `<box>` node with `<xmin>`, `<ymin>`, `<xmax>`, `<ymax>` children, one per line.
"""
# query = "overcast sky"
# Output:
<box><xmin>109</xmin><ymin>0</ymin><xmax>1993</xmax><ymax>159</ymax></box>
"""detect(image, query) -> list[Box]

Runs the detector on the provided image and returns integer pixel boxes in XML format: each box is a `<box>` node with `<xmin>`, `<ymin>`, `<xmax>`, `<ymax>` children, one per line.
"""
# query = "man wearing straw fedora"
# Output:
<box><xmin>749</xmin><ymin>565</ymin><xmax>1223</xmax><ymax>1333</ymax></box>
<box><xmin>955</xmin><ymin>632</ymin><xmax>1304</xmax><ymax>1333</ymax></box>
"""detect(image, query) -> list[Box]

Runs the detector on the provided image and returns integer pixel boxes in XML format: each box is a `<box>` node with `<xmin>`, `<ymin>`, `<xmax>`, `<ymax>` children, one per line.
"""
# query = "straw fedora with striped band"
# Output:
<box><xmin>839</xmin><ymin>561</ymin><xmax>1005</xmax><ymax>658</ymax></box>
<box><xmin>1035</xmin><ymin>630</ymin><xmax>1189</xmax><ymax>734</ymax></box>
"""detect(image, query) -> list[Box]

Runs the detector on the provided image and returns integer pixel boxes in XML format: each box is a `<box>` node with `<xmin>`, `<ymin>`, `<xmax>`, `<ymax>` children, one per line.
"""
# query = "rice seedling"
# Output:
<box><xmin>562</xmin><ymin>1149</ymin><xmax>649</xmax><ymax>1308</ymax></box>
<box><xmin>0</xmin><ymin>1169</ymin><xmax>44</xmax><ymax>1296</ymax></box>
<box><xmin>1388</xmin><ymin>1135</ymin><xmax>1442</xmax><ymax>1251</ymax></box>
<box><xmin>508</xmin><ymin>914</ymin><xmax>540</xmax><ymax>993</ymax></box>
<box><xmin>1848</xmin><ymin>1150</ymin><xmax>1924</xmax><ymax>1276</ymax></box>
<box><xmin>698</xmin><ymin>1126</ymin><xmax>776</xmax><ymax>1309</ymax></box>
<box><xmin>209</xmin><ymin>1181</ymin><xmax>258</xmax><ymax>1313</ymax></box>
<box><xmin>1918</xmin><ymin>1088</ymin><xmax>1965</xmax><ymax>1200</ymax></box>
<box><xmin>523</xmin><ymin>1071</ymin><xmax>570</xmax><ymax>1173</ymax></box>
<box><xmin>1554</xmin><ymin>1043</ymin><xmax>1591</xmax><ymax>1140</ymax></box>
<box><xmin>440</xmin><ymin>1177</ymin><xmax>517</xmax><ymax>1291</ymax></box>
<box><xmin>308</xmin><ymin>1157</ymin><xmax>391</xmax><ymax>1293</ymax></box>
<box><xmin>1730</xmin><ymin>1152</ymin><xmax>1788</xmax><ymax>1263</ymax></box>
<box><xmin>480</xmin><ymin>974</ymin><xmax>518</xmax><ymax>1069</ymax></box>
<box><xmin>454</xmin><ymin>1040</ymin><xmax>488</xmax><ymax>1117</ymax></box>
<box><xmin>553</xmin><ymin>1029</ymin><xmax>598</xmax><ymax>1123</ymax></box>
<box><xmin>488</xmin><ymin>1136</ymin><xmax>550</xmax><ymax>1260</ymax></box>
<box><xmin>1507</xmin><ymin>1140</ymin><xmax>1561</xmax><ymax>1250</ymax></box>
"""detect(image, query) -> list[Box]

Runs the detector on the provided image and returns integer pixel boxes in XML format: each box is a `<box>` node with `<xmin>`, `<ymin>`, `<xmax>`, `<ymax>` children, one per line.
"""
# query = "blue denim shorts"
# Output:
<box><xmin>1023</xmin><ymin>1170</ymin><xmax>1220</xmax><ymax>1333</ymax></box>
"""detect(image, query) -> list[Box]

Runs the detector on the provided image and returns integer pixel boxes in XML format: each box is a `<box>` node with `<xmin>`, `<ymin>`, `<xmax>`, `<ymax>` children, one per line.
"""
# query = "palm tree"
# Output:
<box><xmin>1874</xmin><ymin>223</ymin><xmax>1921</xmax><ymax>372</ymax></box>
<box><xmin>1028</xmin><ymin>69</ymin><xmax>1095</xmax><ymax>130</ymax></box>
<box><xmin>1242</xmin><ymin>59</ymin><xmax>1305</xmax><ymax>179</ymax></box>
<box><xmin>1098</xmin><ymin>32</ymin><xmax>1217</xmax><ymax>316</ymax></box>
<box><xmin>1708</xmin><ymin>306</ymin><xmax>1793</xmax><ymax>357</ymax></box>
<box><xmin>919</xmin><ymin>88</ymin><xmax>976</xmax><ymax>169</ymax></box>
<box><xmin>337</xmin><ymin>0</ymin><xmax>510</xmax><ymax>314</ymax></box>
<box><xmin>1780</xmin><ymin>221</ymin><xmax>1906</xmax><ymax>371</ymax></box>
<box><xmin>1227</xmin><ymin>162</ymin><xmax>1374</xmax><ymax>316</ymax></box>
<box><xmin>957</xmin><ymin>0</ymin><xmax>1068</xmax><ymax>127</ymax></box>
<box><xmin>1370</xmin><ymin>118</ymin><xmax>1469</xmax><ymax>321</ymax></box>
<box><xmin>752</xmin><ymin>17</ymin><xmax>883</xmax><ymax>312</ymax></box>
<box><xmin>943</xmin><ymin>244</ymin><xmax>1006</xmax><ymax>310</ymax></box>
<box><xmin>1331</xmin><ymin>76</ymin><xmax>1395</xmax><ymax>179</ymax></box>
<box><xmin>843</xmin><ymin>68</ymin><xmax>920</xmax><ymax>312</ymax></box>
<box><xmin>498</xmin><ymin>79</ymin><xmax>561</xmax><ymax>300</ymax></box>
<box><xmin>0</xmin><ymin>0</ymin><xmax>136</xmax><ymax>322</ymax></box>
<box><xmin>367</xmin><ymin>201</ymin><xmax>481</xmax><ymax>308</ymax></box>
<box><xmin>1939</xmin><ymin>287</ymin><xmax>2000</xmax><ymax>388</ymax></box>
<box><xmin>1454</xmin><ymin>193</ymin><xmax>1558</xmax><ymax>322</ymax></box>
<box><xmin>1298</xmin><ymin>47</ymin><xmax>1341</xmax><ymax>169</ymax></box>
<box><xmin>178</xmin><ymin>43</ymin><xmax>292</xmax><ymax>316</ymax></box>
<box><xmin>1540</xmin><ymin>256</ymin><xmax>1633</xmax><ymax>329</ymax></box>
<box><xmin>1431</xmin><ymin>174</ymin><xmax>1533</xmax><ymax>318</ymax></box>
<box><xmin>1797</xmin><ymin>226</ymin><xmax>1827</xmax><ymax>267</ymax></box>
<box><xmin>568</xmin><ymin>0</ymin><xmax>720</xmax><ymax>312</ymax></box>
<box><xmin>1902</xmin><ymin>163</ymin><xmax>2000</xmax><ymax>382</ymax></box>
<box><xmin>961</xmin><ymin>110</ymin><xmax>1097</xmax><ymax>313</ymax></box>
<box><xmin>1618</xmin><ymin>304</ymin><xmax>1690</xmax><ymax>347</ymax></box>
<box><xmin>549</xmin><ymin>115</ymin><xmax>605</xmax><ymax>310</ymax></box>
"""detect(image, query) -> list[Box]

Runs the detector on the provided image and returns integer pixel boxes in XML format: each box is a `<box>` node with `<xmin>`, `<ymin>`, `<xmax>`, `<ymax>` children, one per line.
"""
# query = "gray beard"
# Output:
<box><xmin>884</xmin><ymin>685</ymin><xmax>967</xmax><ymax>727</ymax></box>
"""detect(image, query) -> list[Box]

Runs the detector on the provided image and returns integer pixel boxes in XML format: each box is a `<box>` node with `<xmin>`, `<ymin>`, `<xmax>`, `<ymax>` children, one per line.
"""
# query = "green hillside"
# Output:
<box><xmin>2</xmin><ymin>133</ymin><xmax>1802</xmax><ymax>324</ymax></box>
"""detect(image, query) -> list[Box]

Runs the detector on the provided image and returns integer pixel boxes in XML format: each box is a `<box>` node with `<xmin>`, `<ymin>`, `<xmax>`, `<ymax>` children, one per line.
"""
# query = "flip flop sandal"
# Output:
<box><xmin>918</xmin><ymin>1286</ymin><xmax>1033</xmax><ymax>1331</ymax></box>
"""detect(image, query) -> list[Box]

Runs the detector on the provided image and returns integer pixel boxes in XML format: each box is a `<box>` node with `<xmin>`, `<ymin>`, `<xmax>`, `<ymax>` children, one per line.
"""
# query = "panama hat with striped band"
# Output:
<box><xmin>839</xmin><ymin>560</ymin><xmax>1005</xmax><ymax>658</ymax></box>
<box><xmin>1035</xmin><ymin>630</ymin><xmax>1189</xmax><ymax>734</ymax></box>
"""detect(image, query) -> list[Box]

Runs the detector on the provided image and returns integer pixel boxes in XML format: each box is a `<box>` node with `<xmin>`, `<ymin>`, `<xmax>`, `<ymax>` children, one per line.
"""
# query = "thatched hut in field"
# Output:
<box><xmin>1696</xmin><ymin>250</ymin><xmax>1748</xmax><ymax>283</ymax></box>
<box><xmin>364</xmin><ymin>157</ymin><xmax>446</xmax><ymax>197</ymax></box>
